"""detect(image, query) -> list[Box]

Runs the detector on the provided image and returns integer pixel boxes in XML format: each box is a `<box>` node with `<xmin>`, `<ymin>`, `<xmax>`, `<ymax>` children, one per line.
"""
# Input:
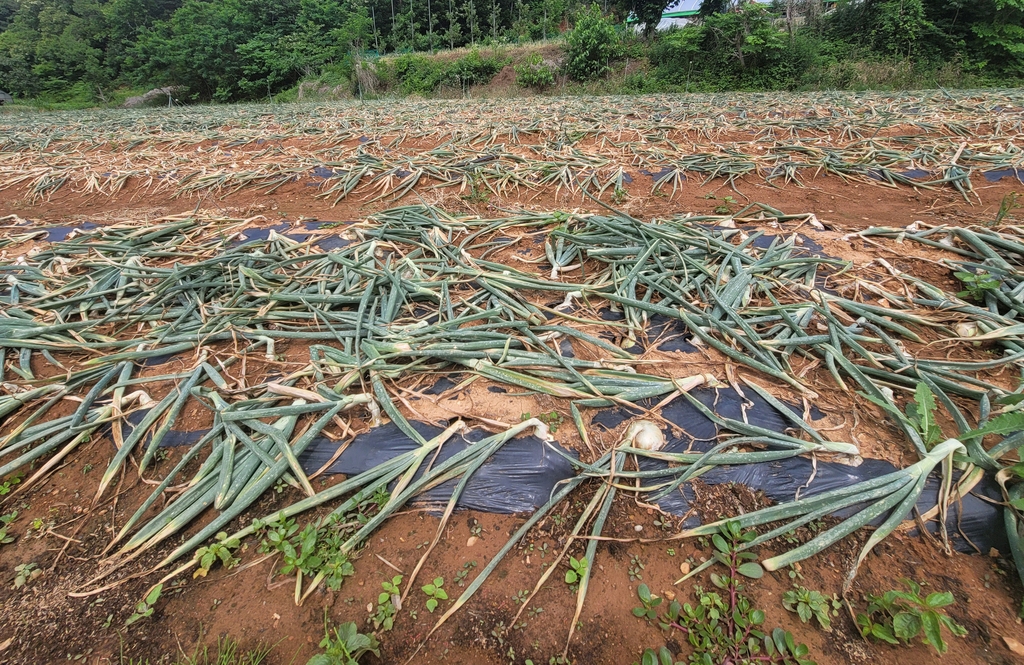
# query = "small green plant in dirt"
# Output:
<box><xmin>455</xmin><ymin>560</ymin><xmax>477</xmax><ymax>586</ymax></box>
<box><xmin>373</xmin><ymin>575</ymin><xmax>403</xmax><ymax>631</ymax></box>
<box><xmin>905</xmin><ymin>383</ymin><xmax>943</xmax><ymax>448</ymax></box>
<box><xmin>255</xmin><ymin>509</ymin><xmax>361</xmax><ymax>595</ymax></box>
<box><xmin>13</xmin><ymin>562</ymin><xmax>40</xmax><ymax>589</ymax></box>
<box><xmin>633</xmin><ymin>583</ymin><xmax>663</xmax><ymax>621</ymax></box>
<box><xmin>177</xmin><ymin>636</ymin><xmax>274</xmax><ymax>665</ymax></box>
<box><xmin>993</xmin><ymin>191</ymin><xmax>1020</xmax><ymax>225</ymax></box>
<box><xmin>422</xmin><ymin>577</ymin><xmax>448</xmax><ymax>612</ymax></box>
<box><xmin>656</xmin><ymin>522</ymin><xmax>813</xmax><ymax>664</ymax></box>
<box><xmin>863</xmin><ymin>382</ymin><xmax>947</xmax><ymax>451</ymax></box>
<box><xmin>564</xmin><ymin>555</ymin><xmax>588</xmax><ymax>587</ymax></box>
<box><xmin>193</xmin><ymin>531</ymin><xmax>241</xmax><ymax>578</ymax></box>
<box><xmin>705</xmin><ymin>193</ymin><xmax>738</xmax><ymax>215</ymax></box>
<box><xmin>125</xmin><ymin>584</ymin><xmax>162</xmax><ymax>626</ymax></box>
<box><xmin>0</xmin><ymin>511</ymin><xmax>18</xmax><ymax>545</ymax></box>
<box><xmin>513</xmin><ymin>589</ymin><xmax>529</xmax><ymax>605</ymax></box>
<box><xmin>307</xmin><ymin>612</ymin><xmax>380</xmax><ymax>665</ymax></box>
<box><xmin>782</xmin><ymin>585</ymin><xmax>841</xmax><ymax>632</ymax></box>
<box><xmin>635</xmin><ymin>647</ymin><xmax>683</xmax><ymax>665</ymax></box>
<box><xmin>612</xmin><ymin>187</ymin><xmax>629</xmax><ymax>204</ymax></box>
<box><xmin>653</xmin><ymin>515</ymin><xmax>673</xmax><ymax>531</ymax></box>
<box><xmin>955</xmin><ymin>270</ymin><xmax>1001</xmax><ymax>301</ymax></box>
<box><xmin>629</xmin><ymin>554</ymin><xmax>645</xmax><ymax>582</ymax></box>
<box><xmin>255</xmin><ymin>513</ymin><xmax>300</xmax><ymax>553</ymax></box>
<box><xmin>0</xmin><ymin>474</ymin><xmax>21</xmax><ymax>495</ymax></box>
<box><xmin>521</xmin><ymin>410</ymin><xmax>563</xmax><ymax>434</ymax></box>
<box><xmin>856</xmin><ymin>579</ymin><xmax>967</xmax><ymax>654</ymax></box>
<box><xmin>461</xmin><ymin>173</ymin><xmax>490</xmax><ymax>204</ymax></box>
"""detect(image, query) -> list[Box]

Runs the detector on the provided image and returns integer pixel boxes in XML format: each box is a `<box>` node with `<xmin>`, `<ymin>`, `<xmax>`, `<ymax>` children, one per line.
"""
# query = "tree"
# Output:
<box><xmin>970</xmin><ymin>0</ymin><xmax>1024</xmax><ymax>74</ymax></box>
<box><xmin>443</xmin><ymin>0</ymin><xmax>464</xmax><ymax>48</ymax></box>
<box><xmin>870</xmin><ymin>0</ymin><xmax>931</xmax><ymax>58</ymax></box>
<box><xmin>698</xmin><ymin>0</ymin><xmax>731</xmax><ymax>19</ymax></box>
<box><xmin>565</xmin><ymin>3</ymin><xmax>618</xmax><ymax>80</ymax></box>
<box><xmin>615</xmin><ymin>0</ymin><xmax>672</xmax><ymax>38</ymax></box>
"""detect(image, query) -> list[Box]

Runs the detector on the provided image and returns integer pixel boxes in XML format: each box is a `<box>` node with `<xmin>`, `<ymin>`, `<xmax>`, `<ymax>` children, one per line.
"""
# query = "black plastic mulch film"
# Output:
<box><xmin>137</xmin><ymin>380</ymin><xmax>1002</xmax><ymax>555</ymax></box>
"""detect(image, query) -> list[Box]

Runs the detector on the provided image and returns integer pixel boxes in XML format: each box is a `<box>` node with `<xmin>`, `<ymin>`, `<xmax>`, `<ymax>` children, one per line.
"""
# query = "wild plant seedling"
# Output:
<box><xmin>657</xmin><ymin>523</ymin><xmax>813</xmax><ymax>665</ymax></box>
<box><xmin>635</xmin><ymin>647</ymin><xmax>683</xmax><ymax>665</ymax></box>
<box><xmin>12</xmin><ymin>562</ymin><xmax>39</xmax><ymax>589</ymax></box>
<box><xmin>373</xmin><ymin>575</ymin><xmax>403</xmax><ymax>631</ymax></box>
<box><xmin>955</xmin><ymin>270</ymin><xmax>1001</xmax><ymax>302</ymax></box>
<box><xmin>632</xmin><ymin>583</ymin><xmax>662</xmax><ymax>622</ymax></box>
<box><xmin>308</xmin><ymin>611</ymin><xmax>380</xmax><ymax>665</ymax></box>
<box><xmin>856</xmin><ymin>579</ymin><xmax>967</xmax><ymax>654</ymax></box>
<box><xmin>629</xmin><ymin>554</ymin><xmax>645</xmax><ymax>581</ymax></box>
<box><xmin>0</xmin><ymin>511</ymin><xmax>17</xmax><ymax>545</ymax></box>
<box><xmin>564</xmin><ymin>556</ymin><xmax>588</xmax><ymax>588</ymax></box>
<box><xmin>513</xmin><ymin>589</ymin><xmax>529</xmax><ymax>605</ymax></box>
<box><xmin>455</xmin><ymin>560</ymin><xmax>477</xmax><ymax>586</ymax></box>
<box><xmin>125</xmin><ymin>584</ymin><xmax>163</xmax><ymax>626</ymax></box>
<box><xmin>0</xmin><ymin>474</ymin><xmax>21</xmax><ymax>496</ymax></box>
<box><xmin>782</xmin><ymin>585</ymin><xmax>841</xmax><ymax>631</ymax></box>
<box><xmin>193</xmin><ymin>531</ymin><xmax>240</xmax><ymax>578</ymax></box>
<box><xmin>422</xmin><ymin>577</ymin><xmax>448</xmax><ymax>612</ymax></box>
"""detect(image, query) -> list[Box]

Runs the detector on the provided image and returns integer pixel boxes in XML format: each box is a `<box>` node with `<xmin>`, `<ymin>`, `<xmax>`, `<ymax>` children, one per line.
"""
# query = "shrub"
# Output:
<box><xmin>371</xmin><ymin>49</ymin><xmax>507</xmax><ymax>94</ymax></box>
<box><xmin>565</xmin><ymin>4</ymin><xmax>619</xmax><ymax>81</ymax></box>
<box><xmin>515</xmin><ymin>54</ymin><xmax>556</xmax><ymax>89</ymax></box>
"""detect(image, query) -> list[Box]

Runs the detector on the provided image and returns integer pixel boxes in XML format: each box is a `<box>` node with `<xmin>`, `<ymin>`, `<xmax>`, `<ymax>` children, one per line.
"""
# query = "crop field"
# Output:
<box><xmin>1</xmin><ymin>91</ymin><xmax>1024</xmax><ymax>665</ymax></box>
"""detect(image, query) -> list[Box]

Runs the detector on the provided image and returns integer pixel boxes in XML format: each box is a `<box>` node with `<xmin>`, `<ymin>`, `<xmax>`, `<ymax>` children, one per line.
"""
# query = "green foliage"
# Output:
<box><xmin>125</xmin><ymin>584</ymin><xmax>163</xmax><ymax>626</ymax></box>
<box><xmin>255</xmin><ymin>509</ymin><xmax>362</xmax><ymax>592</ymax></box>
<box><xmin>0</xmin><ymin>510</ymin><xmax>17</xmax><ymax>545</ymax></box>
<box><xmin>565</xmin><ymin>4</ymin><xmax>619</xmax><ymax>81</ymax></box>
<box><xmin>564</xmin><ymin>555</ymin><xmax>587</xmax><ymax>585</ymax></box>
<box><xmin>175</xmin><ymin>636</ymin><xmax>274</xmax><ymax>665</ymax></box>
<box><xmin>906</xmin><ymin>383</ymin><xmax>943</xmax><ymax>449</ymax></box>
<box><xmin>632</xmin><ymin>583</ymin><xmax>663</xmax><ymax>621</ymax></box>
<box><xmin>650</xmin><ymin>2</ymin><xmax>804</xmax><ymax>91</ymax></box>
<box><xmin>306</xmin><ymin>613</ymin><xmax>380</xmax><ymax>665</ymax></box>
<box><xmin>955</xmin><ymin>270</ymin><xmax>1001</xmax><ymax>301</ymax></box>
<box><xmin>3</xmin><ymin>0</ymin><xmax>1024</xmax><ymax>102</ymax></box>
<box><xmin>782</xmin><ymin>585</ymin><xmax>841</xmax><ymax>632</ymax></box>
<box><xmin>654</xmin><ymin>523</ymin><xmax>812</xmax><ymax>665</ymax></box>
<box><xmin>629</xmin><ymin>554</ymin><xmax>645</xmax><ymax>581</ymax></box>
<box><xmin>515</xmin><ymin>53</ymin><xmax>556</xmax><ymax>88</ymax></box>
<box><xmin>521</xmin><ymin>410</ymin><xmax>564</xmax><ymax>434</ymax></box>
<box><xmin>374</xmin><ymin>49</ymin><xmax>508</xmax><ymax>95</ymax></box>
<box><xmin>373</xmin><ymin>575</ymin><xmax>402</xmax><ymax>631</ymax></box>
<box><xmin>635</xmin><ymin>647</ymin><xmax>683</xmax><ymax>665</ymax></box>
<box><xmin>0</xmin><ymin>473</ymin><xmax>21</xmax><ymax>495</ymax></box>
<box><xmin>856</xmin><ymin>579</ymin><xmax>967</xmax><ymax>654</ymax></box>
<box><xmin>13</xmin><ymin>562</ymin><xmax>39</xmax><ymax>589</ymax></box>
<box><xmin>421</xmin><ymin>576</ymin><xmax>448</xmax><ymax>612</ymax></box>
<box><xmin>455</xmin><ymin>560</ymin><xmax>477</xmax><ymax>586</ymax></box>
<box><xmin>193</xmin><ymin>531</ymin><xmax>240</xmax><ymax>578</ymax></box>
<box><xmin>995</xmin><ymin>192</ymin><xmax>1020</xmax><ymax>225</ymax></box>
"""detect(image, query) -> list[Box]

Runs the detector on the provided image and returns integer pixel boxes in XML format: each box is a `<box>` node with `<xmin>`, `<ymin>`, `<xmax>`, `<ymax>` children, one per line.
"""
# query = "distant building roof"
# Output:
<box><xmin>662</xmin><ymin>9</ymin><xmax>700</xmax><ymax>18</ymax></box>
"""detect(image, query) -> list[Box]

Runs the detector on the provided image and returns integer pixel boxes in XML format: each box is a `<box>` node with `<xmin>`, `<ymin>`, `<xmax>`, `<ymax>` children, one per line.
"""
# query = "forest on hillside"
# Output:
<box><xmin>0</xmin><ymin>0</ymin><xmax>1022</xmax><ymax>105</ymax></box>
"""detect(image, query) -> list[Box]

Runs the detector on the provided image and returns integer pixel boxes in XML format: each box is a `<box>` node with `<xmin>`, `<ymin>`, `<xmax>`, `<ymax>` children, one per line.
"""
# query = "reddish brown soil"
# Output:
<box><xmin>1</xmin><ymin>163</ymin><xmax>1023</xmax><ymax>665</ymax></box>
